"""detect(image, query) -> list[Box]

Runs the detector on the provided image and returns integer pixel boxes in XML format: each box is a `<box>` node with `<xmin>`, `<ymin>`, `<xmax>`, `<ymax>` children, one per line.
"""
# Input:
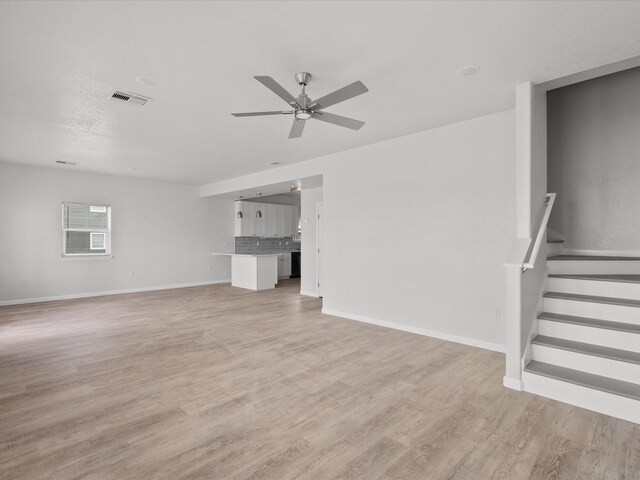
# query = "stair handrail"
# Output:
<box><xmin>522</xmin><ymin>193</ymin><xmax>556</xmax><ymax>272</ymax></box>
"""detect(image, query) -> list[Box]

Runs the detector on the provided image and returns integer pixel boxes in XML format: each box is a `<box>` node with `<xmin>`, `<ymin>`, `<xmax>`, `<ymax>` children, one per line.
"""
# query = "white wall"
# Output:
<box><xmin>519</xmin><ymin>83</ymin><xmax>549</xmax><ymax>352</ymax></box>
<box><xmin>321</xmin><ymin>111</ymin><xmax>515</xmax><ymax>349</ymax></box>
<box><xmin>548</xmin><ymin>66</ymin><xmax>640</xmax><ymax>253</ymax></box>
<box><xmin>202</xmin><ymin>110</ymin><xmax>516</xmax><ymax>350</ymax></box>
<box><xmin>0</xmin><ymin>162</ymin><xmax>234</xmax><ymax>304</ymax></box>
<box><xmin>504</xmin><ymin>83</ymin><xmax>548</xmax><ymax>387</ymax></box>
<box><xmin>300</xmin><ymin>187</ymin><xmax>323</xmax><ymax>296</ymax></box>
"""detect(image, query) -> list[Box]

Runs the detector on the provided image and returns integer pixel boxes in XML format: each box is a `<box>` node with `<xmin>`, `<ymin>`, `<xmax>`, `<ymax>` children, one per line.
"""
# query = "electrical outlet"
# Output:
<box><xmin>279</xmin><ymin>241</ymin><xmax>282</xmax><ymax>245</ymax></box>
<box><xmin>256</xmin><ymin>241</ymin><xmax>259</xmax><ymax>246</ymax></box>
<box><xmin>495</xmin><ymin>309</ymin><xmax>501</xmax><ymax>319</ymax></box>
<box><xmin>285</xmin><ymin>241</ymin><xmax>289</xmax><ymax>245</ymax></box>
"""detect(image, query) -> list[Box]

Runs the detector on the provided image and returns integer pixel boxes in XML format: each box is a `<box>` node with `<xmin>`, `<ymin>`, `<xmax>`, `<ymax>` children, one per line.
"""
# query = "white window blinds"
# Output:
<box><xmin>62</xmin><ymin>203</ymin><xmax>111</xmax><ymax>256</ymax></box>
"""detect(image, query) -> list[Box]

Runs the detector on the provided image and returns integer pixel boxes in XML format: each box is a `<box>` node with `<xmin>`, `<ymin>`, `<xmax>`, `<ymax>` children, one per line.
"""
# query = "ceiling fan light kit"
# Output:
<box><xmin>295</xmin><ymin>110</ymin><xmax>312</xmax><ymax>120</ymax></box>
<box><xmin>231</xmin><ymin>72</ymin><xmax>368</xmax><ymax>139</ymax></box>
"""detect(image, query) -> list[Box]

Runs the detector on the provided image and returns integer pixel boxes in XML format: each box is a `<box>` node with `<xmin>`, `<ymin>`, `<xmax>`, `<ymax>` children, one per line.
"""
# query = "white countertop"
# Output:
<box><xmin>210</xmin><ymin>252</ymin><xmax>280</xmax><ymax>257</ymax></box>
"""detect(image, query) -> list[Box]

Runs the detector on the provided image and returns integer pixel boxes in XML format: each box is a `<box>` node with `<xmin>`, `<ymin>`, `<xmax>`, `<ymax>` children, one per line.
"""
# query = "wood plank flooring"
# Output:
<box><xmin>1</xmin><ymin>279</ymin><xmax>638</xmax><ymax>479</ymax></box>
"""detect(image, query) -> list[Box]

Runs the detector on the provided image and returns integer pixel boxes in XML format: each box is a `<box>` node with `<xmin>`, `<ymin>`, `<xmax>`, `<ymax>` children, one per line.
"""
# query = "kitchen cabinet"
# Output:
<box><xmin>250</xmin><ymin>202</ymin><xmax>265</xmax><ymax>236</ymax></box>
<box><xmin>235</xmin><ymin>202</ymin><xmax>252</xmax><ymax>237</ymax></box>
<box><xmin>292</xmin><ymin>206</ymin><xmax>300</xmax><ymax>235</ymax></box>
<box><xmin>263</xmin><ymin>204</ymin><xmax>276</xmax><ymax>237</ymax></box>
<box><xmin>277</xmin><ymin>253</ymin><xmax>292</xmax><ymax>278</ymax></box>
<box><xmin>283</xmin><ymin>205</ymin><xmax>299</xmax><ymax>237</ymax></box>
<box><xmin>212</xmin><ymin>253</ymin><xmax>278</xmax><ymax>290</ymax></box>
<box><xmin>234</xmin><ymin>201</ymin><xmax>299</xmax><ymax>238</ymax></box>
<box><xmin>273</xmin><ymin>204</ymin><xmax>285</xmax><ymax>237</ymax></box>
<box><xmin>283</xmin><ymin>206</ymin><xmax>292</xmax><ymax>237</ymax></box>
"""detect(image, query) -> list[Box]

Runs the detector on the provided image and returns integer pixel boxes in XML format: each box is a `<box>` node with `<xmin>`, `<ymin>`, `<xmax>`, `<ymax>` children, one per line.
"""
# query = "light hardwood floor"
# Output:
<box><xmin>1</xmin><ymin>279</ymin><xmax>639</xmax><ymax>479</ymax></box>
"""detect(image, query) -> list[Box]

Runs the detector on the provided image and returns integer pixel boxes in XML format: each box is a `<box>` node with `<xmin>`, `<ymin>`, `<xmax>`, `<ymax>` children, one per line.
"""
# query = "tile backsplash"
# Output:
<box><xmin>235</xmin><ymin>237</ymin><xmax>300</xmax><ymax>254</ymax></box>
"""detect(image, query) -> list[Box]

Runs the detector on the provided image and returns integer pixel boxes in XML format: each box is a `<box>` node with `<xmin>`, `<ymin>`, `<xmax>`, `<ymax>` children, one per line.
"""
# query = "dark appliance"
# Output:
<box><xmin>290</xmin><ymin>251</ymin><xmax>301</xmax><ymax>278</ymax></box>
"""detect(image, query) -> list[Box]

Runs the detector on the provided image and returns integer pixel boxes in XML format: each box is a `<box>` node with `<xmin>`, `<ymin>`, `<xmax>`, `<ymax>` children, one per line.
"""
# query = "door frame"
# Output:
<box><xmin>316</xmin><ymin>202</ymin><xmax>323</xmax><ymax>297</ymax></box>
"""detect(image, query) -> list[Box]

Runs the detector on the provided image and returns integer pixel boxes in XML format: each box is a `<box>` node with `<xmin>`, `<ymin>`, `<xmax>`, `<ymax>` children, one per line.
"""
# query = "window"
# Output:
<box><xmin>62</xmin><ymin>203</ymin><xmax>111</xmax><ymax>257</ymax></box>
<box><xmin>90</xmin><ymin>232</ymin><xmax>106</xmax><ymax>250</ymax></box>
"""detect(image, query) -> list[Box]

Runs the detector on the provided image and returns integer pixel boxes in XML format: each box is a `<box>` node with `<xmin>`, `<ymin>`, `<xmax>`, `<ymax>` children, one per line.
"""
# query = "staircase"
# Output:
<box><xmin>522</xmin><ymin>254</ymin><xmax>640</xmax><ymax>424</ymax></box>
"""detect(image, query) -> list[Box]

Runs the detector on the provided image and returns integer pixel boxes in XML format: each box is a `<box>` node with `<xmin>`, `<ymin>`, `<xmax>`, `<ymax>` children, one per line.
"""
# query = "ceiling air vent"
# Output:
<box><xmin>110</xmin><ymin>90</ymin><xmax>151</xmax><ymax>106</ymax></box>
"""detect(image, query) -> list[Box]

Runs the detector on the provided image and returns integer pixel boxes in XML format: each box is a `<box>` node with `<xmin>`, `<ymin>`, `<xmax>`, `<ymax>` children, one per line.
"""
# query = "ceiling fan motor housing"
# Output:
<box><xmin>295</xmin><ymin>72</ymin><xmax>312</xmax><ymax>86</ymax></box>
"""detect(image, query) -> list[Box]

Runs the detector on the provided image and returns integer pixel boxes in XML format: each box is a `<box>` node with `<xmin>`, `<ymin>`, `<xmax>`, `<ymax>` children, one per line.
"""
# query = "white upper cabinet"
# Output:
<box><xmin>273</xmin><ymin>205</ymin><xmax>285</xmax><ymax>237</ymax></box>
<box><xmin>292</xmin><ymin>206</ymin><xmax>300</xmax><ymax>235</ymax></box>
<box><xmin>234</xmin><ymin>202</ymin><xmax>242</xmax><ymax>237</ymax></box>
<box><xmin>251</xmin><ymin>203</ymin><xmax>265</xmax><ymax>237</ymax></box>
<box><xmin>234</xmin><ymin>201</ymin><xmax>300</xmax><ymax>237</ymax></box>
<box><xmin>235</xmin><ymin>201</ymin><xmax>252</xmax><ymax>237</ymax></box>
<box><xmin>283</xmin><ymin>205</ymin><xmax>292</xmax><ymax>237</ymax></box>
<box><xmin>285</xmin><ymin>206</ymin><xmax>299</xmax><ymax>237</ymax></box>
<box><xmin>264</xmin><ymin>204</ymin><xmax>276</xmax><ymax>237</ymax></box>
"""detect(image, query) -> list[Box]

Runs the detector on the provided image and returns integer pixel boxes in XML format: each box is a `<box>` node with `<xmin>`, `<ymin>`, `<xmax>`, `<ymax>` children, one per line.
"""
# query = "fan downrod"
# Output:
<box><xmin>295</xmin><ymin>72</ymin><xmax>312</xmax><ymax>86</ymax></box>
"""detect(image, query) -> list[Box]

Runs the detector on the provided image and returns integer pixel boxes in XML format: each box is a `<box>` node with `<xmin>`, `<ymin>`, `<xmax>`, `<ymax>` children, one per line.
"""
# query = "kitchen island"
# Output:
<box><xmin>211</xmin><ymin>253</ymin><xmax>279</xmax><ymax>291</ymax></box>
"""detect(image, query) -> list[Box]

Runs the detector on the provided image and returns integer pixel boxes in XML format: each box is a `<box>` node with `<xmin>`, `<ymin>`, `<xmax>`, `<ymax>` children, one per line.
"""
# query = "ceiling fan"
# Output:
<box><xmin>231</xmin><ymin>72</ymin><xmax>368</xmax><ymax>139</ymax></box>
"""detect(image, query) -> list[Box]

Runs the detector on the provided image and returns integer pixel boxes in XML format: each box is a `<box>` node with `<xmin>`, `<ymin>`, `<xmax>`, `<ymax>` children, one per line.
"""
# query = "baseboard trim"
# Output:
<box><xmin>503</xmin><ymin>376</ymin><xmax>524</xmax><ymax>391</ymax></box>
<box><xmin>300</xmin><ymin>290</ymin><xmax>319</xmax><ymax>298</ymax></box>
<box><xmin>561</xmin><ymin>248</ymin><xmax>640</xmax><ymax>257</ymax></box>
<box><xmin>0</xmin><ymin>279</ymin><xmax>232</xmax><ymax>307</ymax></box>
<box><xmin>321</xmin><ymin>308</ymin><xmax>505</xmax><ymax>353</ymax></box>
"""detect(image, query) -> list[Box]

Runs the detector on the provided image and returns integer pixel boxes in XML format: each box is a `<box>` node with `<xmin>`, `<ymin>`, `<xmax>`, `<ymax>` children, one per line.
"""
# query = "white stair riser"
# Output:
<box><xmin>522</xmin><ymin>371</ymin><xmax>640</xmax><ymax>424</ymax></box>
<box><xmin>543</xmin><ymin>298</ymin><xmax>640</xmax><ymax>325</ymax></box>
<box><xmin>548</xmin><ymin>278</ymin><xmax>640</xmax><ymax>301</ymax></box>
<box><xmin>548</xmin><ymin>260</ymin><xmax>640</xmax><ymax>275</ymax></box>
<box><xmin>531</xmin><ymin>344</ymin><xmax>640</xmax><ymax>384</ymax></box>
<box><xmin>537</xmin><ymin>319</ymin><xmax>640</xmax><ymax>353</ymax></box>
<box><xmin>547</xmin><ymin>243</ymin><xmax>563</xmax><ymax>257</ymax></box>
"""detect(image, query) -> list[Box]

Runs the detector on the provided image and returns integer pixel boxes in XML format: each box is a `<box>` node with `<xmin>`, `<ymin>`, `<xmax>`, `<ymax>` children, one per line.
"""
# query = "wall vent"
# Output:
<box><xmin>111</xmin><ymin>90</ymin><xmax>151</xmax><ymax>106</ymax></box>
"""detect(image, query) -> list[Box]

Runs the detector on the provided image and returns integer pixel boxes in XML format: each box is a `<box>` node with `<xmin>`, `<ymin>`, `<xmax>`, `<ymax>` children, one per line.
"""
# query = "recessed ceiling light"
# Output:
<box><xmin>269</xmin><ymin>161</ymin><xmax>281</xmax><ymax>166</ymax></box>
<box><xmin>456</xmin><ymin>65</ymin><xmax>479</xmax><ymax>77</ymax></box>
<box><xmin>135</xmin><ymin>76</ymin><xmax>157</xmax><ymax>86</ymax></box>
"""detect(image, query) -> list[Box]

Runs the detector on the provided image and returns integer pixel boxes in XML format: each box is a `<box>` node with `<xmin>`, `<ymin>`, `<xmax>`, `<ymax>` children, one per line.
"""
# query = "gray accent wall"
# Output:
<box><xmin>235</xmin><ymin>237</ymin><xmax>299</xmax><ymax>254</ymax></box>
<box><xmin>548</xmin><ymin>66</ymin><xmax>640</xmax><ymax>253</ymax></box>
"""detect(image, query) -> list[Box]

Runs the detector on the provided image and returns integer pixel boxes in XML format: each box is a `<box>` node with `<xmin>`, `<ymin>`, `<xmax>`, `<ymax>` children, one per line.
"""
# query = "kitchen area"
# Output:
<box><xmin>212</xmin><ymin>191</ymin><xmax>301</xmax><ymax>291</ymax></box>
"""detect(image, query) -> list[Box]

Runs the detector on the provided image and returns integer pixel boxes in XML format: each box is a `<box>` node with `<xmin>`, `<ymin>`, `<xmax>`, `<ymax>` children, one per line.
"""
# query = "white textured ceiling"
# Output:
<box><xmin>1</xmin><ymin>1</ymin><xmax>639</xmax><ymax>185</ymax></box>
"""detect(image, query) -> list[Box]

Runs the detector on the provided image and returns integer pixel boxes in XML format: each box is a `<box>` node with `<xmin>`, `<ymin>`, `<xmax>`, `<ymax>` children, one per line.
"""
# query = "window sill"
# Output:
<box><xmin>61</xmin><ymin>255</ymin><xmax>114</xmax><ymax>261</ymax></box>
